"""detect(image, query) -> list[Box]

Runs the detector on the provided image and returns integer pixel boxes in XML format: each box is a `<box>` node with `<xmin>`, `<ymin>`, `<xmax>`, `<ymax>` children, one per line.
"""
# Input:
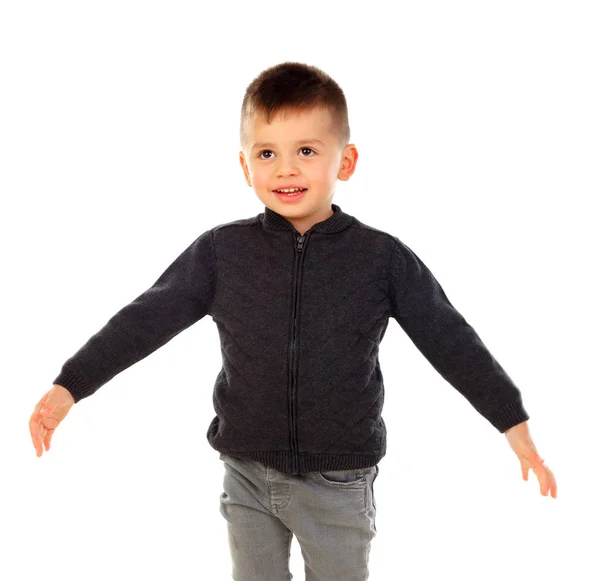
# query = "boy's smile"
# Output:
<box><xmin>239</xmin><ymin>106</ymin><xmax>358</xmax><ymax>235</ymax></box>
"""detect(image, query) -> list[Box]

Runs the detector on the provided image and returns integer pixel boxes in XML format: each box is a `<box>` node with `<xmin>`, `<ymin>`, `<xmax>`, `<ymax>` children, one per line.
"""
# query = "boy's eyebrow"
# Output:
<box><xmin>251</xmin><ymin>139</ymin><xmax>325</xmax><ymax>150</ymax></box>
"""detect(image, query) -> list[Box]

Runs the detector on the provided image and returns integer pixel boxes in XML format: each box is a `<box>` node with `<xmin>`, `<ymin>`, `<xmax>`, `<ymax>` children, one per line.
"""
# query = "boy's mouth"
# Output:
<box><xmin>273</xmin><ymin>188</ymin><xmax>307</xmax><ymax>201</ymax></box>
<box><xmin>273</xmin><ymin>187</ymin><xmax>307</xmax><ymax>194</ymax></box>
<box><xmin>273</xmin><ymin>187</ymin><xmax>307</xmax><ymax>197</ymax></box>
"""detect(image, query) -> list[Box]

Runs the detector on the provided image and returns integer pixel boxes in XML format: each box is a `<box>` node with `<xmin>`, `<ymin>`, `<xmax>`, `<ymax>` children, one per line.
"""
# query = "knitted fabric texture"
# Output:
<box><xmin>53</xmin><ymin>204</ymin><xmax>529</xmax><ymax>474</ymax></box>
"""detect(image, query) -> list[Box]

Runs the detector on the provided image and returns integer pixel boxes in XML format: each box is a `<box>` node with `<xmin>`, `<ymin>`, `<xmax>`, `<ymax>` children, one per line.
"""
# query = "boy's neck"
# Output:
<box><xmin>279</xmin><ymin>206</ymin><xmax>335</xmax><ymax>236</ymax></box>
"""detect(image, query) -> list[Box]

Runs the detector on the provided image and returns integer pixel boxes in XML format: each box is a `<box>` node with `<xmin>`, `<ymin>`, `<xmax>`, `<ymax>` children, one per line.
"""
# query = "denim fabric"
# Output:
<box><xmin>218</xmin><ymin>453</ymin><xmax>379</xmax><ymax>581</ymax></box>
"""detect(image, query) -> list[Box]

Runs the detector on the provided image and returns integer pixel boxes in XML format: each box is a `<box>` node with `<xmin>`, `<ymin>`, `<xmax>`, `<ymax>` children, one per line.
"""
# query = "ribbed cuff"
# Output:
<box><xmin>490</xmin><ymin>398</ymin><xmax>531</xmax><ymax>433</ymax></box>
<box><xmin>52</xmin><ymin>364</ymin><xmax>92</xmax><ymax>404</ymax></box>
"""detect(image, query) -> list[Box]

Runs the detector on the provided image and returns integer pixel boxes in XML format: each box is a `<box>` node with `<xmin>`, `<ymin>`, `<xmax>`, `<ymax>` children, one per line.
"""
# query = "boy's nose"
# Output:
<box><xmin>275</xmin><ymin>157</ymin><xmax>299</xmax><ymax>176</ymax></box>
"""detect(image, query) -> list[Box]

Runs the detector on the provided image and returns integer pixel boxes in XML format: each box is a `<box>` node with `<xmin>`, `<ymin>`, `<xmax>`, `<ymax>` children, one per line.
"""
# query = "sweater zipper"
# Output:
<box><xmin>288</xmin><ymin>232</ymin><xmax>307</xmax><ymax>473</ymax></box>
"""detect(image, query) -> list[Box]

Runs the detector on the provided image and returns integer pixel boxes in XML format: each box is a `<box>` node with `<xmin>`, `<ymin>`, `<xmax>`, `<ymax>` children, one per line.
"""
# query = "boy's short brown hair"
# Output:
<box><xmin>240</xmin><ymin>61</ymin><xmax>350</xmax><ymax>150</ymax></box>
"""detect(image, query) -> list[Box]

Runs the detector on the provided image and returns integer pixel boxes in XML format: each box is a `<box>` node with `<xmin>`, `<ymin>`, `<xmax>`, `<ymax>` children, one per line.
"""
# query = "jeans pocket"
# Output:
<box><xmin>316</xmin><ymin>468</ymin><xmax>366</xmax><ymax>485</ymax></box>
<box><xmin>371</xmin><ymin>466</ymin><xmax>379</xmax><ymax>510</ymax></box>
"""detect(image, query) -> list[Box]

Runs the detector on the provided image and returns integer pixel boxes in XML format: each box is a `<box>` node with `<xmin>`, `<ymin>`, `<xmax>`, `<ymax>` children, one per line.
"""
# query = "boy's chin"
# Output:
<box><xmin>259</xmin><ymin>192</ymin><xmax>308</xmax><ymax>210</ymax></box>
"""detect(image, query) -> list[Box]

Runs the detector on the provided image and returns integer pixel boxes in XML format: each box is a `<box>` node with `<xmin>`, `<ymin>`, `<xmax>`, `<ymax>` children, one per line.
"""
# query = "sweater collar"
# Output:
<box><xmin>261</xmin><ymin>203</ymin><xmax>354</xmax><ymax>234</ymax></box>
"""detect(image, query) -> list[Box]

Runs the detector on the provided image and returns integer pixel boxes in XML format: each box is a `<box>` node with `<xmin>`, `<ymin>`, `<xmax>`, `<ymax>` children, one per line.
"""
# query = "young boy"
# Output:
<box><xmin>30</xmin><ymin>61</ymin><xmax>557</xmax><ymax>581</ymax></box>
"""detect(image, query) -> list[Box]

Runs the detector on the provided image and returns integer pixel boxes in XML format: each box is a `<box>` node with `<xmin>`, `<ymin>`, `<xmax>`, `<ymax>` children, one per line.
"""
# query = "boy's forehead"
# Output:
<box><xmin>247</xmin><ymin>107</ymin><xmax>334</xmax><ymax>141</ymax></box>
<box><xmin>252</xmin><ymin>106</ymin><xmax>327</xmax><ymax>126</ymax></box>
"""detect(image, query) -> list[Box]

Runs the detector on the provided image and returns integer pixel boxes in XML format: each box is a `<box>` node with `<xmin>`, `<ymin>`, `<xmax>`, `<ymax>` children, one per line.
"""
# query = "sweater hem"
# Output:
<box><xmin>214</xmin><ymin>448</ymin><xmax>385</xmax><ymax>475</ymax></box>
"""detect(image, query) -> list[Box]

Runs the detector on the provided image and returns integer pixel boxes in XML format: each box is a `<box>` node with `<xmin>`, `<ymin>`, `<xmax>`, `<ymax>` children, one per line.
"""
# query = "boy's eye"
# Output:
<box><xmin>258</xmin><ymin>147</ymin><xmax>315</xmax><ymax>160</ymax></box>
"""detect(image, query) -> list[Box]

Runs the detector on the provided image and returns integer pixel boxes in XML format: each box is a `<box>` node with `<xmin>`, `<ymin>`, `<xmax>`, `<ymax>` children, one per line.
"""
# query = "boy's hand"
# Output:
<box><xmin>504</xmin><ymin>420</ymin><xmax>557</xmax><ymax>498</ymax></box>
<box><xmin>29</xmin><ymin>384</ymin><xmax>75</xmax><ymax>457</ymax></box>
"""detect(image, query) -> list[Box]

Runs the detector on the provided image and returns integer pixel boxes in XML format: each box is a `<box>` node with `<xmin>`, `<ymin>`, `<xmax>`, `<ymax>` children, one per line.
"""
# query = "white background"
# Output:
<box><xmin>2</xmin><ymin>1</ymin><xmax>598</xmax><ymax>580</ymax></box>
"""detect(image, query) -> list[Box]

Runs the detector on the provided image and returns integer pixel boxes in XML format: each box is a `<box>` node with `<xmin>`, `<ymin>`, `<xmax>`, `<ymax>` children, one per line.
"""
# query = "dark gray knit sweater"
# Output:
<box><xmin>53</xmin><ymin>203</ymin><xmax>529</xmax><ymax>474</ymax></box>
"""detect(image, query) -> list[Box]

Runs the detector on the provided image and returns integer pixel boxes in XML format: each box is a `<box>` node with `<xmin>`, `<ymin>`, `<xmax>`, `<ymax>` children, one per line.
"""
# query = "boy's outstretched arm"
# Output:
<box><xmin>504</xmin><ymin>420</ymin><xmax>557</xmax><ymax>498</ymax></box>
<box><xmin>388</xmin><ymin>237</ymin><xmax>557</xmax><ymax>498</ymax></box>
<box><xmin>30</xmin><ymin>229</ymin><xmax>216</xmax><ymax>457</ymax></box>
<box><xmin>49</xmin><ymin>229</ymin><xmax>216</xmax><ymax>404</ymax></box>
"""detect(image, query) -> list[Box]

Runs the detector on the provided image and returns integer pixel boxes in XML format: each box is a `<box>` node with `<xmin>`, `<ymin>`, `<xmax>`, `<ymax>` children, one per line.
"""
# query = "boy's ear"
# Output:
<box><xmin>239</xmin><ymin>151</ymin><xmax>252</xmax><ymax>187</ymax></box>
<box><xmin>337</xmin><ymin>144</ymin><xmax>359</xmax><ymax>182</ymax></box>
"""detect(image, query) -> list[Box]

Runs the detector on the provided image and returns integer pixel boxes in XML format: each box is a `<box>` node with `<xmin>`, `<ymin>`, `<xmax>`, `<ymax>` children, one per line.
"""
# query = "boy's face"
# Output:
<box><xmin>239</xmin><ymin>106</ymin><xmax>358</xmax><ymax>235</ymax></box>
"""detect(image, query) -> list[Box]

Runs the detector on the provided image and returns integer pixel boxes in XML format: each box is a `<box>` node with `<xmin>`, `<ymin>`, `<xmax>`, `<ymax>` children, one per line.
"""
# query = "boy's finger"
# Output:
<box><xmin>534</xmin><ymin>464</ymin><xmax>549</xmax><ymax>496</ymax></box>
<box><xmin>544</xmin><ymin>467</ymin><xmax>557</xmax><ymax>499</ymax></box>
<box><xmin>551</xmin><ymin>476</ymin><xmax>558</xmax><ymax>499</ymax></box>
<box><xmin>521</xmin><ymin>463</ymin><xmax>528</xmax><ymax>481</ymax></box>
<box><xmin>28</xmin><ymin>415</ymin><xmax>39</xmax><ymax>448</ymax></box>
<box><xmin>29</xmin><ymin>422</ymin><xmax>42</xmax><ymax>456</ymax></box>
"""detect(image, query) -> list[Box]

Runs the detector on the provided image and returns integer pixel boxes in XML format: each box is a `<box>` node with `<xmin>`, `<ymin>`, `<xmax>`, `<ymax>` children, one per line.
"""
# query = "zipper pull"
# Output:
<box><xmin>296</xmin><ymin>235</ymin><xmax>305</xmax><ymax>252</ymax></box>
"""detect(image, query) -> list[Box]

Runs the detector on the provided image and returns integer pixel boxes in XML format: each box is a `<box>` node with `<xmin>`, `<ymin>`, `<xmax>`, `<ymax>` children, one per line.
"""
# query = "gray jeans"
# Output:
<box><xmin>218</xmin><ymin>453</ymin><xmax>379</xmax><ymax>581</ymax></box>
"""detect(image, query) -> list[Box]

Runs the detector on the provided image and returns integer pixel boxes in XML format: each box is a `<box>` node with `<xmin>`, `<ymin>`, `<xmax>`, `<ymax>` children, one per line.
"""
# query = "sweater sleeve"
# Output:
<box><xmin>388</xmin><ymin>236</ymin><xmax>529</xmax><ymax>433</ymax></box>
<box><xmin>52</xmin><ymin>229</ymin><xmax>217</xmax><ymax>403</ymax></box>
